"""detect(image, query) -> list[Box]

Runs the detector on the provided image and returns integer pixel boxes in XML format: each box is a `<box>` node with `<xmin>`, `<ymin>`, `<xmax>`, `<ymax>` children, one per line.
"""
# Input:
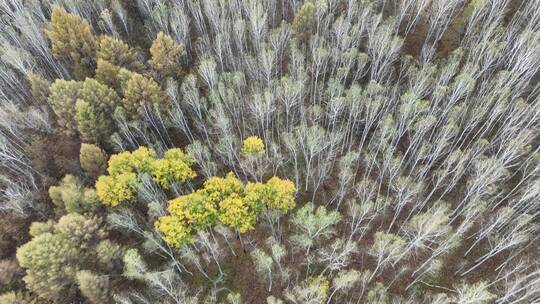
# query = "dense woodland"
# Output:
<box><xmin>0</xmin><ymin>0</ymin><xmax>539</xmax><ymax>303</ymax></box>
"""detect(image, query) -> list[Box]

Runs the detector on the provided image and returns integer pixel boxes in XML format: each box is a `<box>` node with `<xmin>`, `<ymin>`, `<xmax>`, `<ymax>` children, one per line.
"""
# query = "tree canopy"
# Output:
<box><xmin>156</xmin><ymin>172</ymin><xmax>297</xmax><ymax>247</ymax></box>
<box><xmin>1</xmin><ymin>1</ymin><xmax>538</xmax><ymax>303</ymax></box>
<box><xmin>95</xmin><ymin>147</ymin><xmax>195</xmax><ymax>207</ymax></box>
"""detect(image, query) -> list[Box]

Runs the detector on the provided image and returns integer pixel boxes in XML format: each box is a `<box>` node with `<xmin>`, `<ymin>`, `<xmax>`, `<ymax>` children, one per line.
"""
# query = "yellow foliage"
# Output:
<box><xmin>154</xmin><ymin>215</ymin><xmax>193</xmax><ymax>247</ymax></box>
<box><xmin>168</xmin><ymin>192</ymin><xmax>219</xmax><ymax>229</ymax></box>
<box><xmin>157</xmin><ymin>172</ymin><xmax>297</xmax><ymax>247</ymax></box>
<box><xmin>129</xmin><ymin>147</ymin><xmax>157</xmax><ymax>174</ymax></box>
<box><xmin>96</xmin><ymin>147</ymin><xmax>195</xmax><ymax>206</ymax></box>
<box><xmin>164</xmin><ymin>148</ymin><xmax>194</xmax><ymax>164</ymax></box>
<box><xmin>201</xmin><ymin>172</ymin><xmax>245</xmax><ymax>204</ymax></box>
<box><xmin>218</xmin><ymin>194</ymin><xmax>257</xmax><ymax>233</ymax></box>
<box><xmin>151</xmin><ymin>148</ymin><xmax>196</xmax><ymax>189</ymax></box>
<box><xmin>309</xmin><ymin>275</ymin><xmax>330</xmax><ymax>298</ymax></box>
<box><xmin>244</xmin><ymin>182</ymin><xmax>267</xmax><ymax>209</ymax></box>
<box><xmin>107</xmin><ymin>147</ymin><xmax>157</xmax><ymax>176</ymax></box>
<box><xmin>245</xmin><ymin>177</ymin><xmax>297</xmax><ymax>212</ymax></box>
<box><xmin>151</xmin><ymin>159</ymin><xmax>195</xmax><ymax>190</ymax></box>
<box><xmin>95</xmin><ymin>173</ymin><xmax>137</xmax><ymax>207</ymax></box>
<box><xmin>265</xmin><ymin>177</ymin><xmax>297</xmax><ymax>211</ymax></box>
<box><xmin>107</xmin><ymin>151</ymin><xmax>133</xmax><ymax>176</ymax></box>
<box><xmin>242</xmin><ymin>136</ymin><xmax>265</xmax><ymax>157</ymax></box>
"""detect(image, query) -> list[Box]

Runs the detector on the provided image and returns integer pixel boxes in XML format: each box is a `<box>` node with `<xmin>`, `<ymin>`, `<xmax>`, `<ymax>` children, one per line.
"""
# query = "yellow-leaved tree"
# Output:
<box><xmin>95</xmin><ymin>147</ymin><xmax>195</xmax><ymax>207</ymax></box>
<box><xmin>241</xmin><ymin>135</ymin><xmax>267</xmax><ymax>181</ymax></box>
<box><xmin>95</xmin><ymin>173</ymin><xmax>137</xmax><ymax>207</ymax></box>
<box><xmin>245</xmin><ymin>176</ymin><xmax>297</xmax><ymax>238</ymax></box>
<box><xmin>242</xmin><ymin>136</ymin><xmax>265</xmax><ymax>157</ymax></box>
<box><xmin>156</xmin><ymin>172</ymin><xmax>296</xmax><ymax>247</ymax></box>
<box><xmin>151</xmin><ymin>149</ymin><xmax>196</xmax><ymax>189</ymax></box>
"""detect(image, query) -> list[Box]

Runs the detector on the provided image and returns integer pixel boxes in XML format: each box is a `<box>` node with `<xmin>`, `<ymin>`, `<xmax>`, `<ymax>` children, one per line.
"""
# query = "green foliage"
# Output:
<box><xmin>16</xmin><ymin>214</ymin><xmax>112</xmax><ymax>301</ymax></box>
<box><xmin>331</xmin><ymin>269</ymin><xmax>361</xmax><ymax>294</ymax></box>
<box><xmin>28</xmin><ymin>221</ymin><xmax>55</xmax><ymax>237</ymax></box>
<box><xmin>292</xmin><ymin>2</ymin><xmax>317</xmax><ymax>42</ymax></box>
<box><xmin>291</xmin><ymin>202</ymin><xmax>341</xmax><ymax>253</ymax></box>
<box><xmin>284</xmin><ymin>276</ymin><xmax>329</xmax><ymax>304</ymax></box>
<box><xmin>95</xmin><ymin>240</ymin><xmax>123</xmax><ymax>272</ymax></box>
<box><xmin>266</xmin><ymin>296</ymin><xmax>284</xmax><ymax>304</ymax></box>
<box><xmin>77</xmin><ymin>78</ymin><xmax>121</xmax><ymax>143</ymax></box>
<box><xmin>48</xmin><ymin>175</ymin><xmax>100</xmax><ymax>214</ymax></box>
<box><xmin>224</xmin><ymin>292</ymin><xmax>242</xmax><ymax>304</ymax></box>
<box><xmin>79</xmin><ymin>143</ymin><xmax>107</xmax><ymax>177</ymax></box>
<box><xmin>452</xmin><ymin>281</ymin><xmax>496</xmax><ymax>304</ymax></box>
<box><xmin>369</xmin><ymin>232</ymin><xmax>406</xmax><ymax>263</ymax></box>
<box><xmin>79</xmin><ymin>78</ymin><xmax>120</xmax><ymax>112</ymax></box>
<box><xmin>0</xmin><ymin>292</ymin><xmax>17</xmax><ymax>304</ymax></box>
<box><xmin>5</xmin><ymin>2</ymin><xmax>537</xmax><ymax>302</ymax></box>
<box><xmin>47</xmin><ymin>7</ymin><xmax>96</xmax><ymax>79</ymax></box>
<box><xmin>117</xmin><ymin>67</ymin><xmax>136</xmax><ymax>91</ymax></box>
<box><xmin>75</xmin><ymin>99</ymin><xmax>103</xmax><ymax>143</ymax></box>
<box><xmin>97</xmin><ymin>36</ymin><xmax>142</xmax><ymax>71</ymax></box>
<box><xmin>48</xmin><ymin>78</ymin><xmax>119</xmax><ymax>142</ymax></box>
<box><xmin>94</xmin><ymin>59</ymin><xmax>124</xmax><ymax>92</ymax></box>
<box><xmin>251</xmin><ymin>248</ymin><xmax>273</xmax><ymax>291</ymax></box>
<box><xmin>48</xmin><ymin>79</ymin><xmax>83</xmax><ymax>134</ymax></box>
<box><xmin>28</xmin><ymin>73</ymin><xmax>50</xmax><ymax>104</ymax></box>
<box><xmin>0</xmin><ymin>291</ymin><xmax>51</xmax><ymax>304</ymax></box>
<box><xmin>123</xmin><ymin>248</ymin><xmax>147</xmax><ymax>280</ymax></box>
<box><xmin>149</xmin><ymin>32</ymin><xmax>184</xmax><ymax>79</ymax></box>
<box><xmin>76</xmin><ymin>270</ymin><xmax>110</xmax><ymax>303</ymax></box>
<box><xmin>454</xmin><ymin>0</ymin><xmax>488</xmax><ymax>30</ymax></box>
<box><xmin>122</xmin><ymin>73</ymin><xmax>168</xmax><ymax>118</ymax></box>
<box><xmin>366</xmin><ymin>282</ymin><xmax>389</xmax><ymax>304</ymax></box>
<box><xmin>404</xmin><ymin>203</ymin><xmax>452</xmax><ymax>252</ymax></box>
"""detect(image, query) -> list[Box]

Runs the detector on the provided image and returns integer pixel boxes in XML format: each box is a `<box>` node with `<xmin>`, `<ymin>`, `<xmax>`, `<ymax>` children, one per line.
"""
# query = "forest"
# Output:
<box><xmin>0</xmin><ymin>0</ymin><xmax>538</xmax><ymax>303</ymax></box>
